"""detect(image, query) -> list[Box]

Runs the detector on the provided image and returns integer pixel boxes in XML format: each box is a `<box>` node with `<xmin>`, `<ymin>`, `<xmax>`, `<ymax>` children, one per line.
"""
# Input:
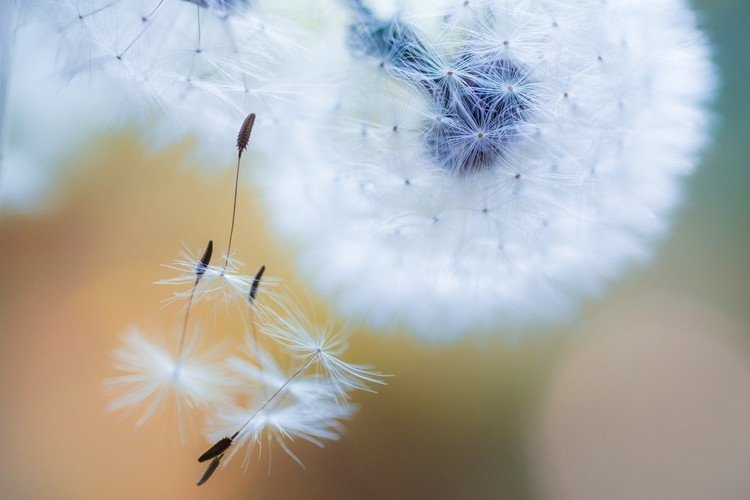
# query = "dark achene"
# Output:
<box><xmin>346</xmin><ymin>0</ymin><xmax>532</xmax><ymax>175</ymax></box>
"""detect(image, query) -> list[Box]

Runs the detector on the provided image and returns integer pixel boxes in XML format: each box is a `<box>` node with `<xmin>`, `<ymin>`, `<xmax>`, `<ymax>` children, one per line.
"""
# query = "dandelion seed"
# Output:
<box><xmin>256</xmin><ymin>296</ymin><xmax>386</xmax><ymax>399</ymax></box>
<box><xmin>202</xmin><ymin>395</ymin><xmax>355</xmax><ymax>479</ymax></box>
<box><xmin>161</xmin><ymin>112</ymin><xmax>271</xmax><ymax>309</ymax></box>
<box><xmin>106</xmin><ymin>327</ymin><xmax>232</xmax><ymax>439</ymax></box>
<box><xmin>159</xmin><ymin>252</ymin><xmax>280</xmax><ymax>308</ymax></box>
<box><xmin>196</xmin><ymin>301</ymin><xmax>384</xmax><ymax>483</ymax></box>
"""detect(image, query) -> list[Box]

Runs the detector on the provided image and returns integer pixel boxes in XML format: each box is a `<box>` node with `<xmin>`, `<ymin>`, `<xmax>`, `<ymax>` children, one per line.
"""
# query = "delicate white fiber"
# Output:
<box><xmin>207</xmin><ymin>396</ymin><xmax>354</xmax><ymax>469</ymax></box>
<box><xmin>229</xmin><ymin>343</ymin><xmax>333</xmax><ymax>404</ymax></box>
<box><xmin>158</xmin><ymin>249</ymin><xmax>279</xmax><ymax>309</ymax></box>
<box><xmin>105</xmin><ymin>326</ymin><xmax>233</xmax><ymax>435</ymax></box>
<box><xmin>255</xmin><ymin>295</ymin><xmax>387</xmax><ymax>398</ymax></box>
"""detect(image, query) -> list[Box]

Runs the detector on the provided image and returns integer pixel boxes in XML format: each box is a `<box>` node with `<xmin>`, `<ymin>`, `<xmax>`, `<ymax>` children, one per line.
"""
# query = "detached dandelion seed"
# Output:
<box><xmin>105</xmin><ymin>327</ymin><xmax>232</xmax><ymax>439</ymax></box>
<box><xmin>197</xmin><ymin>295</ymin><xmax>385</xmax><ymax>484</ymax></box>
<box><xmin>225</xmin><ymin>112</ymin><xmax>256</xmax><ymax>267</ymax></box>
<box><xmin>159</xmin><ymin>113</ymin><xmax>273</xmax><ymax>311</ymax></box>
<box><xmin>255</xmin><ymin>296</ymin><xmax>387</xmax><ymax>398</ymax></box>
<box><xmin>159</xmin><ymin>253</ymin><xmax>280</xmax><ymax>309</ymax></box>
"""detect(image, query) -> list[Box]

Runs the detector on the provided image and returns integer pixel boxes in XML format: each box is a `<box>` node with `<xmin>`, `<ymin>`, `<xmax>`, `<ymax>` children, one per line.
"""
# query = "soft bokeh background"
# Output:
<box><xmin>1</xmin><ymin>1</ymin><xmax>749</xmax><ymax>498</ymax></box>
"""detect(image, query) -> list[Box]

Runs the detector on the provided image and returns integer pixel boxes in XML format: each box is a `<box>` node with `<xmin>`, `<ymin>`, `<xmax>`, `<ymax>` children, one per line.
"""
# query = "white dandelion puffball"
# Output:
<box><xmin>256</xmin><ymin>0</ymin><xmax>716</xmax><ymax>341</ymax></box>
<box><xmin>10</xmin><ymin>0</ymin><xmax>334</xmax><ymax>169</ymax></box>
<box><xmin>1</xmin><ymin>15</ymin><xmax>118</xmax><ymax>212</ymax></box>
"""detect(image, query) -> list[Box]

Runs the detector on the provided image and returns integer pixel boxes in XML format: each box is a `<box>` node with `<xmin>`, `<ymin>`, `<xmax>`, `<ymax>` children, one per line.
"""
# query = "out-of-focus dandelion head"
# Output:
<box><xmin>2</xmin><ymin>0</ymin><xmax>334</xmax><ymax>204</ymax></box>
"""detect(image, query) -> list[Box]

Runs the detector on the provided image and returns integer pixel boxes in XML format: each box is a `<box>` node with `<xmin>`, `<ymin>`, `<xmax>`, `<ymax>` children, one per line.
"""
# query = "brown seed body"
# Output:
<box><xmin>249</xmin><ymin>265</ymin><xmax>266</xmax><ymax>305</ymax></box>
<box><xmin>198</xmin><ymin>437</ymin><xmax>233</xmax><ymax>463</ymax></box>
<box><xmin>196</xmin><ymin>240</ymin><xmax>214</xmax><ymax>280</ymax></box>
<box><xmin>196</xmin><ymin>456</ymin><xmax>222</xmax><ymax>486</ymax></box>
<box><xmin>237</xmin><ymin>113</ymin><xmax>256</xmax><ymax>156</ymax></box>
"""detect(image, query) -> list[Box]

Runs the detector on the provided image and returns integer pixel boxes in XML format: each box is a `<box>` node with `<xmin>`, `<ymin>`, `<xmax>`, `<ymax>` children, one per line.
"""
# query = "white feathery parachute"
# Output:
<box><xmin>255</xmin><ymin>0</ymin><xmax>716</xmax><ymax>341</ymax></box>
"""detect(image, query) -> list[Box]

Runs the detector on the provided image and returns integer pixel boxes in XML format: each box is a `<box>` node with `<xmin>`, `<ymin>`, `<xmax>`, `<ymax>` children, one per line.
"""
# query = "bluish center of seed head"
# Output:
<box><xmin>182</xmin><ymin>0</ymin><xmax>250</xmax><ymax>10</ymax></box>
<box><xmin>348</xmin><ymin>5</ymin><xmax>531</xmax><ymax>175</ymax></box>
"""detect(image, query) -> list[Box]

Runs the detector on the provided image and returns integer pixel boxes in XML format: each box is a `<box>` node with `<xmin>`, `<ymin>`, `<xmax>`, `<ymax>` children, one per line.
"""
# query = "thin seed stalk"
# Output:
<box><xmin>224</xmin><ymin>153</ymin><xmax>241</xmax><ymax>269</ymax></box>
<box><xmin>177</xmin><ymin>239</ymin><xmax>213</xmax><ymax>360</ymax></box>
<box><xmin>176</xmin><ymin>287</ymin><xmax>197</xmax><ymax>361</ymax></box>
<box><xmin>233</xmin><ymin>351</ymin><xmax>319</xmax><ymax>439</ymax></box>
<box><xmin>224</xmin><ymin>112</ymin><xmax>255</xmax><ymax>269</ymax></box>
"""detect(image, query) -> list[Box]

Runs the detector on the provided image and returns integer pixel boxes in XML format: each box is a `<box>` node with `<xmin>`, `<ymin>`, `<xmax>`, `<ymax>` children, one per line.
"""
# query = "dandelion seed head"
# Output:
<box><xmin>12</xmin><ymin>0</ymin><xmax>332</xmax><ymax>169</ymax></box>
<box><xmin>257</xmin><ymin>0</ymin><xmax>717</xmax><ymax>341</ymax></box>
